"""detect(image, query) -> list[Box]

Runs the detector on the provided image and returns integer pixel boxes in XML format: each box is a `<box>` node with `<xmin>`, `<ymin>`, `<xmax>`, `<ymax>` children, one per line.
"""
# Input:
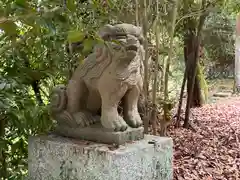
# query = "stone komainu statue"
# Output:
<box><xmin>50</xmin><ymin>23</ymin><xmax>145</xmax><ymax>132</ymax></box>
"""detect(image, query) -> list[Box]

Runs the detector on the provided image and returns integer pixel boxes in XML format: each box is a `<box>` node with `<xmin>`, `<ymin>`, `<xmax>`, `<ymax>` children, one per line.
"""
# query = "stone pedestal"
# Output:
<box><xmin>28</xmin><ymin>134</ymin><xmax>173</xmax><ymax>180</ymax></box>
<box><xmin>54</xmin><ymin>123</ymin><xmax>144</xmax><ymax>145</ymax></box>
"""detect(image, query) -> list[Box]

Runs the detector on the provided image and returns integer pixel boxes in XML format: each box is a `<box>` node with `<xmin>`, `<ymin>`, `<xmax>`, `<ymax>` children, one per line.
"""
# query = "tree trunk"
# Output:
<box><xmin>176</xmin><ymin>65</ymin><xmax>187</xmax><ymax>127</ymax></box>
<box><xmin>142</xmin><ymin>0</ymin><xmax>150</xmax><ymax>134</ymax></box>
<box><xmin>184</xmin><ymin>32</ymin><xmax>202</xmax><ymax>108</ymax></box>
<box><xmin>0</xmin><ymin>116</ymin><xmax>7</xmax><ymax>179</ymax></box>
<box><xmin>235</xmin><ymin>14</ymin><xmax>240</xmax><ymax>92</ymax></box>
<box><xmin>161</xmin><ymin>0</ymin><xmax>179</xmax><ymax>136</ymax></box>
<box><xmin>184</xmin><ymin>35</ymin><xmax>201</xmax><ymax>128</ymax></box>
<box><xmin>183</xmin><ymin>0</ymin><xmax>208</xmax><ymax>128</ymax></box>
<box><xmin>31</xmin><ymin>80</ymin><xmax>43</xmax><ymax>105</ymax></box>
<box><xmin>22</xmin><ymin>57</ymin><xmax>44</xmax><ymax>106</ymax></box>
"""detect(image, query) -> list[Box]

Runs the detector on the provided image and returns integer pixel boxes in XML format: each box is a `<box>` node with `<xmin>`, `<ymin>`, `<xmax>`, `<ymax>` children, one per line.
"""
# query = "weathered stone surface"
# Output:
<box><xmin>49</xmin><ymin>23</ymin><xmax>145</xmax><ymax>132</ymax></box>
<box><xmin>28</xmin><ymin>135</ymin><xmax>173</xmax><ymax>180</ymax></box>
<box><xmin>54</xmin><ymin>123</ymin><xmax>144</xmax><ymax>145</ymax></box>
<box><xmin>213</xmin><ymin>92</ymin><xmax>232</xmax><ymax>97</ymax></box>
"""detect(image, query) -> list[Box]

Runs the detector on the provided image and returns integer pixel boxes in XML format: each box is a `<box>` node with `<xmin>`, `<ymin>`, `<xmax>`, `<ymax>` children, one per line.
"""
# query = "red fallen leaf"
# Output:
<box><xmin>159</xmin><ymin>97</ymin><xmax>240</xmax><ymax>180</ymax></box>
<box><xmin>205</xmin><ymin>176</ymin><xmax>213</xmax><ymax>180</ymax></box>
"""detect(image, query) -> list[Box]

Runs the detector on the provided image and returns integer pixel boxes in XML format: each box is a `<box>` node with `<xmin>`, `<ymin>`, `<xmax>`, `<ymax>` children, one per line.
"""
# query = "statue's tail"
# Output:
<box><xmin>49</xmin><ymin>85</ymin><xmax>79</xmax><ymax>128</ymax></box>
<box><xmin>49</xmin><ymin>85</ymin><xmax>67</xmax><ymax>114</ymax></box>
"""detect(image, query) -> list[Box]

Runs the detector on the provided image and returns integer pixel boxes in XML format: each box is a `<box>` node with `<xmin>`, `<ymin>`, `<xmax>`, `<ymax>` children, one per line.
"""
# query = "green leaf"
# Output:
<box><xmin>106</xmin><ymin>0</ymin><xmax>114</xmax><ymax>8</ymax></box>
<box><xmin>11</xmin><ymin>140</ymin><xmax>21</xmax><ymax>154</ymax></box>
<box><xmin>0</xmin><ymin>19</ymin><xmax>17</xmax><ymax>36</ymax></box>
<box><xmin>0</xmin><ymin>9</ymin><xmax>4</xmax><ymax>17</ymax></box>
<box><xmin>15</xmin><ymin>0</ymin><xmax>28</xmax><ymax>8</ymax></box>
<box><xmin>82</xmin><ymin>38</ymin><xmax>96</xmax><ymax>54</ymax></box>
<box><xmin>56</xmin><ymin>14</ymin><xmax>68</xmax><ymax>23</ymax></box>
<box><xmin>66</xmin><ymin>0</ymin><xmax>76</xmax><ymax>12</ymax></box>
<box><xmin>111</xmin><ymin>39</ymin><xmax>123</xmax><ymax>46</ymax></box>
<box><xmin>0</xmin><ymin>139</ymin><xmax>8</xmax><ymax>149</ymax></box>
<box><xmin>67</xmin><ymin>30</ymin><xmax>85</xmax><ymax>43</ymax></box>
<box><xmin>79</xmin><ymin>54</ymin><xmax>85</xmax><ymax>64</ymax></box>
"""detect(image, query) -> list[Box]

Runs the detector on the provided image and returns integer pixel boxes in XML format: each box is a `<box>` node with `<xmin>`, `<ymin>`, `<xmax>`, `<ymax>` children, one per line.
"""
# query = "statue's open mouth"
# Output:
<box><xmin>126</xmin><ymin>45</ymin><xmax>138</xmax><ymax>52</ymax></box>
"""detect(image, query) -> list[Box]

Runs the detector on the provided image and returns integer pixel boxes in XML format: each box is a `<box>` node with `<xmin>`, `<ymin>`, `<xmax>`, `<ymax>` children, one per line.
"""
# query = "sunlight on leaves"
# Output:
<box><xmin>67</xmin><ymin>30</ymin><xmax>85</xmax><ymax>43</ymax></box>
<box><xmin>66</xmin><ymin>0</ymin><xmax>76</xmax><ymax>12</ymax></box>
<box><xmin>0</xmin><ymin>19</ymin><xmax>17</xmax><ymax>36</ymax></box>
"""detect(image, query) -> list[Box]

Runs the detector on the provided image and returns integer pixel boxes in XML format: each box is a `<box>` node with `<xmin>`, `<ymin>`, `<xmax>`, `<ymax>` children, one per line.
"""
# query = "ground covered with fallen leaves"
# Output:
<box><xmin>169</xmin><ymin>97</ymin><xmax>240</xmax><ymax>180</ymax></box>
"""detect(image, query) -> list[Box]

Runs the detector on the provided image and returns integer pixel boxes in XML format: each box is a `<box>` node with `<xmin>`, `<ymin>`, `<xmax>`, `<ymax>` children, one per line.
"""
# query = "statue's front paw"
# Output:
<box><xmin>101</xmin><ymin>114</ymin><xmax>128</xmax><ymax>132</ymax></box>
<box><xmin>125</xmin><ymin>112</ymin><xmax>143</xmax><ymax>128</ymax></box>
<box><xmin>73</xmin><ymin>111</ymin><xmax>100</xmax><ymax>127</ymax></box>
